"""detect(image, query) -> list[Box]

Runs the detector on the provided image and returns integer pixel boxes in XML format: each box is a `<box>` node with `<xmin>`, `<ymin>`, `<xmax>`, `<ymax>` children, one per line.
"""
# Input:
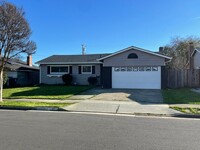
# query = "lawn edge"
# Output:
<box><xmin>3</xmin><ymin>86</ymin><xmax>95</xmax><ymax>100</ymax></box>
<box><xmin>0</xmin><ymin>105</ymin><xmax>67</xmax><ymax>111</ymax></box>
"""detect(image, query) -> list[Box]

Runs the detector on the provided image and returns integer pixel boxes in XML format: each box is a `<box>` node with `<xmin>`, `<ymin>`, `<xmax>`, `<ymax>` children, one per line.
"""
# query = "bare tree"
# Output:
<box><xmin>160</xmin><ymin>36</ymin><xmax>200</xmax><ymax>69</ymax></box>
<box><xmin>0</xmin><ymin>1</ymin><xmax>36</xmax><ymax>101</ymax></box>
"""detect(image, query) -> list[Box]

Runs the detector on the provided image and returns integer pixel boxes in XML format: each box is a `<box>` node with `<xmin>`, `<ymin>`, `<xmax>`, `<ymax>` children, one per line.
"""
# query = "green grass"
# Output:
<box><xmin>171</xmin><ymin>106</ymin><xmax>200</xmax><ymax>114</ymax></box>
<box><xmin>3</xmin><ymin>85</ymin><xmax>92</xmax><ymax>100</ymax></box>
<box><xmin>0</xmin><ymin>101</ymin><xmax>72</xmax><ymax>108</ymax></box>
<box><xmin>162</xmin><ymin>88</ymin><xmax>200</xmax><ymax>104</ymax></box>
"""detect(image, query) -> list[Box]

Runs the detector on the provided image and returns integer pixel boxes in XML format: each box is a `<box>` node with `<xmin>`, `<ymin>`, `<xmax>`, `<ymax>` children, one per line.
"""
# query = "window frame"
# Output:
<box><xmin>114</xmin><ymin>67</ymin><xmax>120</xmax><ymax>72</ymax></box>
<box><xmin>133</xmin><ymin>66</ymin><xmax>138</xmax><ymax>71</ymax></box>
<box><xmin>127</xmin><ymin>66</ymin><xmax>133</xmax><ymax>71</ymax></box>
<box><xmin>139</xmin><ymin>66</ymin><xmax>145</xmax><ymax>71</ymax></box>
<box><xmin>146</xmin><ymin>66</ymin><xmax>151</xmax><ymax>71</ymax></box>
<box><xmin>152</xmin><ymin>66</ymin><xmax>158</xmax><ymax>71</ymax></box>
<box><xmin>50</xmin><ymin>65</ymin><xmax>69</xmax><ymax>75</ymax></box>
<box><xmin>120</xmin><ymin>67</ymin><xmax>126</xmax><ymax>72</ymax></box>
<box><xmin>81</xmin><ymin>65</ymin><xmax>92</xmax><ymax>74</ymax></box>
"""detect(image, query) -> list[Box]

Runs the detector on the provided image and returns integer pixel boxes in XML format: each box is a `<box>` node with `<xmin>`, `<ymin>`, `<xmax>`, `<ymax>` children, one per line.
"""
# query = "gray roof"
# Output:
<box><xmin>36</xmin><ymin>54</ymin><xmax>111</xmax><ymax>64</ymax></box>
<box><xmin>37</xmin><ymin>46</ymin><xmax>171</xmax><ymax>65</ymax></box>
<box><xmin>5</xmin><ymin>58</ymin><xmax>39</xmax><ymax>71</ymax></box>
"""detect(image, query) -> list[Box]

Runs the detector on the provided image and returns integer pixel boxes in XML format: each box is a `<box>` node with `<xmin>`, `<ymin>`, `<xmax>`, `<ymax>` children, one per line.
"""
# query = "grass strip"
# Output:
<box><xmin>162</xmin><ymin>88</ymin><xmax>200</xmax><ymax>104</ymax></box>
<box><xmin>170</xmin><ymin>106</ymin><xmax>200</xmax><ymax>114</ymax></box>
<box><xmin>0</xmin><ymin>101</ymin><xmax>73</xmax><ymax>108</ymax></box>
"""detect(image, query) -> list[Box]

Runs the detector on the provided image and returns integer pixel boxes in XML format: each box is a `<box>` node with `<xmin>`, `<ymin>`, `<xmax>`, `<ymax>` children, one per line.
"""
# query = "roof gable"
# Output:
<box><xmin>191</xmin><ymin>48</ymin><xmax>200</xmax><ymax>56</ymax></box>
<box><xmin>36</xmin><ymin>46</ymin><xmax>171</xmax><ymax>65</ymax></box>
<box><xmin>97</xmin><ymin>46</ymin><xmax>171</xmax><ymax>61</ymax></box>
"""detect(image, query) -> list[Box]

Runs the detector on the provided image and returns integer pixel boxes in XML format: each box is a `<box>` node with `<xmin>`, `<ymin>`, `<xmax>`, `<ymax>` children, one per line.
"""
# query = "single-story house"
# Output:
<box><xmin>36</xmin><ymin>46</ymin><xmax>171</xmax><ymax>89</ymax></box>
<box><xmin>5</xmin><ymin>55</ymin><xmax>39</xmax><ymax>87</ymax></box>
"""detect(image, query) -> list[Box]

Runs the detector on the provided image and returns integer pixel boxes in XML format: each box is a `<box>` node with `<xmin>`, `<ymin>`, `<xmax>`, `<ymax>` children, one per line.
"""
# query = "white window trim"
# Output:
<box><xmin>47</xmin><ymin>75</ymin><xmax>62</xmax><ymax>77</ymax></box>
<box><xmin>82</xmin><ymin>65</ymin><xmax>92</xmax><ymax>74</ymax></box>
<box><xmin>50</xmin><ymin>65</ymin><xmax>69</xmax><ymax>75</ymax></box>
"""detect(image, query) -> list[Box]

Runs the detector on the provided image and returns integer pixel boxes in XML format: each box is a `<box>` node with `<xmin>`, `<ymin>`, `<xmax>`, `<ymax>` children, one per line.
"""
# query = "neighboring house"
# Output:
<box><xmin>5</xmin><ymin>55</ymin><xmax>39</xmax><ymax>87</ymax></box>
<box><xmin>36</xmin><ymin>46</ymin><xmax>171</xmax><ymax>89</ymax></box>
<box><xmin>191</xmin><ymin>47</ymin><xmax>200</xmax><ymax>69</ymax></box>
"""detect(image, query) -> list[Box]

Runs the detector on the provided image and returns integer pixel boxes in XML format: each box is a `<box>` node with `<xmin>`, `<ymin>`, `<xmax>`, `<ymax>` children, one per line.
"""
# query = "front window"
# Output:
<box><xmin>51</xmin><ymin>66</ymin><xmax>69</xmax><ymax>74</ymax></box>
<box><xmin>82</xmin><ymin>66</ymin><xmax>92</xmax><ymax>74</ymax></box>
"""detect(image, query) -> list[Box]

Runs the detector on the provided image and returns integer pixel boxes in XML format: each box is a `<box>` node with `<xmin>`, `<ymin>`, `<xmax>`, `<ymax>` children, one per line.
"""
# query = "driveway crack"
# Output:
<box><xmin>116</xmin><ymin>105</ymin><xmax>120</xmax><ymax>113</ymax></box>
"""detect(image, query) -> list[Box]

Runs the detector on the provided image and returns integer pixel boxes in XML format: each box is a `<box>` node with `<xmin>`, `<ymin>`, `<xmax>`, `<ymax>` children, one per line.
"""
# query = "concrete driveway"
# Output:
<box><xmin>70</xmin><ymin>88</ymin><xmax>163</xmax><ymax>104</ymax></box>
<box><xmin>65</xmin><ymin>88</ymin><xmax>182</xmax><ymax>115</ymax></box>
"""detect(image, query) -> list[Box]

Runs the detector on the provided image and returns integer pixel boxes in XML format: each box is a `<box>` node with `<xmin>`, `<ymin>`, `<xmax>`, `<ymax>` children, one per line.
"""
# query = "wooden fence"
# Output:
<box><xmin>162</xmin><ymin>69</ymin><xmax>200</xmax><ymax>88</ymax></box>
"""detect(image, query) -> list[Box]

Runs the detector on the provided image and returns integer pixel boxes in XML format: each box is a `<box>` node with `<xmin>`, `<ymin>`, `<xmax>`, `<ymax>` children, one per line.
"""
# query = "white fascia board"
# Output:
<box><xmin>191</xmin><ymin>48</ymin><xmax>200</xmax><ymax>57</ymax></box>
<box><xmin>97</xmin><ymin>46</ymin><xmax>172</xmax><ymax>61</ymax></box>
<box><xmin>36</xmin><ymin>62</ymin><xmax>103</xmax><ymax>65</ymax></box>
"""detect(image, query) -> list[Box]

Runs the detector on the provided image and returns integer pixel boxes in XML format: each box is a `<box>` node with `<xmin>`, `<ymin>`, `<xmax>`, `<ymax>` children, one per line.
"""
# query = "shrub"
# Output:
<box><xmin>62</xmin><ymin>74</ymin><xmax>73</xmax><ymax>85</ymax></box>
<box><xmin>88</xmin><ymin>76</ymin><xmax>98</xmax><ymax>85</ymax></box>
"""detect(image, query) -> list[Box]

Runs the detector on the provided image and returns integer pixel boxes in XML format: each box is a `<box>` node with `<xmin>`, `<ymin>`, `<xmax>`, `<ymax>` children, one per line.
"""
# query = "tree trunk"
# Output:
<box><xmin>0</xmin><ymin>70</ymin><xmax>3</xmax><ymax>102</ymax></box>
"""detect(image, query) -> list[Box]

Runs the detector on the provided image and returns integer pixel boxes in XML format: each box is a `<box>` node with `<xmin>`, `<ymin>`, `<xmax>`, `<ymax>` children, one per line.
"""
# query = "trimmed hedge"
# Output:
<box><xmin>62</xmin><ymin>74</ymin><xmax>73</xmax><ymax>85</ymax></box>
<box><xmin>88</xmin><ymin>77</ymin><xmax>98</xmax><ymax>85</ymax></box>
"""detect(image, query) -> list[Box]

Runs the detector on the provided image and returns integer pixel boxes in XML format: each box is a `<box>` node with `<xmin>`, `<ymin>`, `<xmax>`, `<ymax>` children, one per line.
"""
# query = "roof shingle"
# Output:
<box><xmin>36</xmin><ymin>54</ymin><xmax>111</xmax><ymax>64</ymax></box>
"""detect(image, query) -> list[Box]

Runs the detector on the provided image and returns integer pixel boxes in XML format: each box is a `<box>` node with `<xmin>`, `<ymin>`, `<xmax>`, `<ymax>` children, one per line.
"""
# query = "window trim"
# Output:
<box><xmin>114</xmin><ymin>67</ymin><xmax>120</xmax><ymax>72</ymax></box>
<box><xmin>139</xmin><ymin>66</ymin><xmax>145</xmax><ymax>71</ymax></box>
<box><xmin>81</xmin><ymin>65</ymin><xmax>92</xmax><ymax>74</ymax></box>
<box><xmin>120</xmin><ymin>67</ymin><xmax>126</xmax><ymax>72</ymax></box>
<box><xmin>133</xmin><ymin>66</ymin><xmax>138</xmax><ymax>71</ymax></box>
<box><xmin>50</xmin><ymin>65</ymin><xmax>69</xmax><ymax>75</ymax></box>
<box><xmin>152</xmin><ymin>66</ymin><xmax>158</xmax><ymax>71</ymax></box>
<box><xmin>146</xmin><ymin>66</ymin><xmax>151</xmax><ymax>71</ymax></box>
<box><xmin>127</xmin><ymin>66</ymin><xmax>133</xmax><ymax>71</ymax></box>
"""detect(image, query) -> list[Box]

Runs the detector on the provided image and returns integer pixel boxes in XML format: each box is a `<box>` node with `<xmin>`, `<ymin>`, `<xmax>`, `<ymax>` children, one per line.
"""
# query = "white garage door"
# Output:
<box><xmin>112</xmin><ymin>66</ymin><xmax>161</xmax><ymax>89</ymax></box>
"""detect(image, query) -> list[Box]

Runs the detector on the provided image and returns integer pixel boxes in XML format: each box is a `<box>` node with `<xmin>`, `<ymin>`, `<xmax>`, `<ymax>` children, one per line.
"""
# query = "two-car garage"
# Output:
<box><xmin>99</xmin><ymin>46</ymin><xmax>171</xmax><ymax>90</ymax></box>
<box><xmin>112</xmin><ymin>66</ymin><xmax>161</xmax><ymax>89</ymax></box>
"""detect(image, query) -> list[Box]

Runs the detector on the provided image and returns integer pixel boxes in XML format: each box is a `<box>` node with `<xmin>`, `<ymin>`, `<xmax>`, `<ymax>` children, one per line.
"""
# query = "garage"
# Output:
<box><xmin>98</xmin><ymin>46</ymin><xmax>171</xmax><ymax>89</ymax></box>
<box><xmin>112</xmin><ymin>66</ymin><xmax>161</xmax><ymax>89</ymax></box>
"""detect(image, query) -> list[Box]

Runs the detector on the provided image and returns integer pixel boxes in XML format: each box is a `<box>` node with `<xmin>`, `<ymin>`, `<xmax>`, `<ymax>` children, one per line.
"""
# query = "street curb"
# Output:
<box><xmin>0</xmin><ymin>106</ymin><xmax>67</xmax><ymax>111</ymax></box>
<box><xmin>169</xmin><ymin>114</ymin><xmax>200</xmax><ymax>119</ymax></box>
<box><xmin>66</xmin><ymin>110</ymin><xmax>200</xmax><ymax>119</ymax></box>
<box><xmin>133</xmin><ymin>113</ymin><xmax>200</xmax><ymax>119</ymax></box>
<box><xmin>0</xmin><ymin>107</ymin><xmax>200</xmax><ymax>119</ymax></box>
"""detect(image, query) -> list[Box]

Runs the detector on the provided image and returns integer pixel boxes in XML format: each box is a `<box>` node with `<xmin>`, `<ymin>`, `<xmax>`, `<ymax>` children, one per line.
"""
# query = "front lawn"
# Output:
<box><xmin>3</xmin><ymin>85</ymin><xmax>92</xmax><ymax>100</ymax></box>
<box><xmin>162</xmin><ymin>88</ymin><xmax>200</xmax><ymax>104</ymax></box>
<box><xmin>0</xmin><ymin>101</ymin><xmax>72</xmax><ymax>108</ymax></box>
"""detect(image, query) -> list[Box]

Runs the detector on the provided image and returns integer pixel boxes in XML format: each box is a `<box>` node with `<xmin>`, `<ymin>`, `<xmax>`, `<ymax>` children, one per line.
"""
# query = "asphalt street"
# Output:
<box><xmin>0</xmin><ymin>110</ymin><xmax>199</xmax><ymax>150</ymax></box>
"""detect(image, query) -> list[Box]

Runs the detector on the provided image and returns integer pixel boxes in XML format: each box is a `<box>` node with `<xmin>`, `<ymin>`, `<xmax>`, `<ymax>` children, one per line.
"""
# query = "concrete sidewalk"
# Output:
<box><xmin>3</xmin><ymin>98</ymin><xmax>186</xmax><ymax>116</ymax></box>
<box><xmin>64</xmin><ymin>100</ymin><xmax>181</xmax><ymax>115</ymax></box>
